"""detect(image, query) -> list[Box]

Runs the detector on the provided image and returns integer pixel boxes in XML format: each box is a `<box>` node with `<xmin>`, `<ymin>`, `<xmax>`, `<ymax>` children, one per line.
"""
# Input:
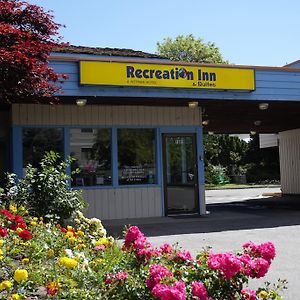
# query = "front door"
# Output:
<box><xmin>162</xmin><ymin>134</ymin><xmax>199</xmax><ymax>215</ymax></box>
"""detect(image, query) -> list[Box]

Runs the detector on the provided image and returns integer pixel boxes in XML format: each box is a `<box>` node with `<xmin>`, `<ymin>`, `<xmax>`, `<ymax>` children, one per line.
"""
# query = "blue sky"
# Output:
<box><xmin>27</xmin><ymin>0</ymin><xmax>300</xmax><ymax>67</ymax></box>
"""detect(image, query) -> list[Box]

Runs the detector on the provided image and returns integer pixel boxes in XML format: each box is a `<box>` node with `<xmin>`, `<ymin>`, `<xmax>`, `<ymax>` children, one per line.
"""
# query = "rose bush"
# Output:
<box><xmin>0</xmin><ymin>203</ymin><xmax>286</xmax><ymax>299</ymax></box>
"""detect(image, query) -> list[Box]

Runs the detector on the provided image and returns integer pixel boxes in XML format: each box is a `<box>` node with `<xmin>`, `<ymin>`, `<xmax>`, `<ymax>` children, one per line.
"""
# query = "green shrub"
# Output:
<box><xmin>0</xmin><ymin>151</ymin><xmax>86</xmax><ymax>223</ymax></box>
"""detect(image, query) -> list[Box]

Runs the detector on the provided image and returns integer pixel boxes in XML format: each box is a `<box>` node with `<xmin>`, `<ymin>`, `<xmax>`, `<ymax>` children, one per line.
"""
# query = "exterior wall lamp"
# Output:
<box><xmin>188</xmin><ymin>101</ymin><xmax>198</xmax><ymax>108</ymax></box>
<box><xmin>258</xmin><ymin>103</ymin><xmax>269</xmax><ymax>110</ymax></box>
<box><xmin>76</xmin><ymin>99</ymin><xmax>87</xmax><ymax>107</ymax></box>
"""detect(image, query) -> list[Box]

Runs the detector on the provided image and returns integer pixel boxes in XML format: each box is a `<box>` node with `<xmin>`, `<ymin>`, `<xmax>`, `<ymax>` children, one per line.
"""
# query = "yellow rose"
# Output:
<box><xmin>94</xmin><ymin>238</ymin><xmax>108</xmax><ymax>246</ymax></box>
<box><xmin>0</xmin><ymin>280</ymin><xmax>12</xmax><ymax>290</ymax></box>
<box><xmin>75</xmin><ymin>243</ymin><xmax>86</xmax><ymax>250</ymax></box>
<box><xmin>68</xmin><ymin>237</ymin><xmax>77</xmax><ymax>243</ymax></box>
<box><xmin>14</xmin><ymin>269</ymin><xmax>28</xmax><ymax>283</ymax></box>
<box><xmin>0</xmin><ymin>240</ymin><xmax>4</xmax><ymax>247</ymax></box>
<box><xmin>258</xmin><ymin>290</ymin><xmax>269</xmax><ymax>299</ymax></box>
<box><xmin>9</xmin><ymin>294</ymin><xmax>21</xmax><ymax>300</ymax></box>
<box><xmin>21</xmin><ymin>258</ymin><xmax>29</xmax><ymax>264</ymax></box>
<box><xmin>67</xmin><ymin>226</ymin><xmax>73</xmax><ymax>231</ymax></box>
<box><xmin>9</xmin><ymin>204</ymin><xmax>17</xmax><ymax>213</ymax></box>
<box><xmin>58</xmin><ymin>257</ymin><xmax>78</xmax><ymax>269</ymax></box>
<box><xmin>0</xmin><ymin>249</ymin><xmax>3</xmax><ymax>255</ymax></box>
<box><xmin>16</xmin><ymin>228</ymin><xmax>23</xmax><ymax>234</ymax></box>
<box><xmin>77</xmin><ymin>230</ymin><xmax>84</xmax><ymax>237</ymax></box>
<box><xmin>65</xmin><ymin>231</ymin><xmax>74</xmax><ymax>238</ymax></box>
<box><xmin>30</xmin><ymin>221</ymin><xmax>37</xmax><ymax>226</ymax></box>
<box><xmin>47</xmin><ymin>249</ymin><xmax>55</xmax><ymax>258</ymax></box>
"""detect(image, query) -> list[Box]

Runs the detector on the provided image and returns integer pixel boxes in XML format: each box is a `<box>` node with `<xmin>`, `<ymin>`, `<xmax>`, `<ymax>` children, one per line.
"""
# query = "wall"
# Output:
<box><xmin>12</xmin><ymin>104</ymin><xmax>202</xmax><ymax>220</ymax></box>
<box><xmin>51</xmin><ymin>59</ymin><xmax>300</xmax><ymax>102</ymax></box>
<box><xmin>279</xmin><ymin>128</ymin><xmax>300</xmax><ymax>194</ymax></box>
<box><xmin>12</xmin><ymin>104</ymin><xmax>201</xmax><ymax>126</ymax></box>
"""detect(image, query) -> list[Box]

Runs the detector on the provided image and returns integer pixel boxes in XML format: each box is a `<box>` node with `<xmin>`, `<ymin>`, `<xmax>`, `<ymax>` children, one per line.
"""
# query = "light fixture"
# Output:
<box><xmin>258</xmin><ymin>103</ymin><xmax>269</xmax><ymax>110</ymax></box>
<box><xmin>202</xmin><ymin>120</ymin><xmax>209</xmax><ymax>126</ymax></box>
<box><xmin>188</xmin><ymin>101</ymin><xmax>198</xmax><ymax>108</ymax></box>
<box><xmin>76</xmin><ymin>98</ymin><xmax>87</xmax><ymax>107</ymax></box>
<box><xmin>254</xmin><ymin>120</ymin><xmax>262</xmax><ymax>126</ymax></box>
<box><xmin>250</xmin><ymin>131</ymin><xmax>256</xmax><ymax>135</ymax></box>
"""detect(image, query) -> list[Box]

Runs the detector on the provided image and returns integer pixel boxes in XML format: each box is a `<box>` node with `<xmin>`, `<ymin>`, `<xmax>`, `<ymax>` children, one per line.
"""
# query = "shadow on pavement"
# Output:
<box><xmin>103</xmin><ymin>195</ymin><xmax>300</xmax><ymax>238</ymax></box>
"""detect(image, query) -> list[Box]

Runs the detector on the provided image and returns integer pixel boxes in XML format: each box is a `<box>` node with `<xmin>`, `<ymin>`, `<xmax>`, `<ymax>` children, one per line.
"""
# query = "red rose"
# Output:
<box><xmin>47</xmin><ymin>288</ymin><xmax>58</xmax><ymax>295</ymax></box>
<box><xmin>60</xmin><ymin>227</ymin><xmax>67</xmax><ymax>233</ymax></box>
<box><xmin>18</xmin><ymin>229</ymin><xmax>32</xmax><ymax>241</ymax></box>
<box><xmin>0</xmin><ymin>209</ymin><xmax>14</xmax><ymax>220</ymax></box>
<box><xmin>0</xmin><ymin>226</ymin><xmax>7</xmax><ymax>237</ymax></box>
<box><xmin>10</xmin><ymin>222</ymin><xmax>27</xmax><ymax>231</ymax></box>
<box><xmin>14</xmin><ymin>215</ymin><xmax>24</xmax><ymax>223</ymax></box>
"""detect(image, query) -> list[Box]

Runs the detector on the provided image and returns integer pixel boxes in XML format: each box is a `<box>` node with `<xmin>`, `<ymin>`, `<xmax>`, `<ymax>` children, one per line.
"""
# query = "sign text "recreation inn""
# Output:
<box><xmin>79</xmin><ymin>61</ymin><xmax>255</xmax><ymax>91</ymax></box>
<box><xmin>126</xmin><ymin>66</ymin><xmax>217</xmax><ymax>82</ymax></box>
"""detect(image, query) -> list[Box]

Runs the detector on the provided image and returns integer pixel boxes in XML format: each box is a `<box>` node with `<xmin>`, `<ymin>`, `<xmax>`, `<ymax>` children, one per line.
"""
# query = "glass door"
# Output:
<box><xmin>162</xmin><ymin>134</ymin><xmax>199</xmax><ymax>215</ymax></box>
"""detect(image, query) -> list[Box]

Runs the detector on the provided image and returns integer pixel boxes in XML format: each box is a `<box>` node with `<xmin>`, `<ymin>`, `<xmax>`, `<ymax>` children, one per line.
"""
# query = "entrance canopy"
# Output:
<box><xmin>53</xmin><ymin>96</ymin><xmax>300</xmax><ymax>134</ymax></box>
<box><xmin>50</xmin><ymin>49</ymin><xmax>300</xmax><ymax>135</ymax></box>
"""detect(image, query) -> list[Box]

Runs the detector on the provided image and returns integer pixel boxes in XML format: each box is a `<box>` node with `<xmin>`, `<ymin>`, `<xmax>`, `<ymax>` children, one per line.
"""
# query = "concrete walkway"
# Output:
<box><xmin>103</xmin><ymin>193</ymin><xmax>300</xmax><ymax>299</ymax></box>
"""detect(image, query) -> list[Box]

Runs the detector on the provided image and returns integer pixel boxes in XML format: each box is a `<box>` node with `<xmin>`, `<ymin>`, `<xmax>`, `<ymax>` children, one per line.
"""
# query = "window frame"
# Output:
<box><xmin>69</xmin><ymin>127</ymin><xmax>113</xmax><ymax>188</ymax></box>
<box><xmin>117</xmin><ymin>127</ymin><xmax>158</xmax><ymax>186</ymax></box>
<box><xmin>14</xmin><ymin>125</ymin><xmax>161</xmax><ymax>190</ymax></box>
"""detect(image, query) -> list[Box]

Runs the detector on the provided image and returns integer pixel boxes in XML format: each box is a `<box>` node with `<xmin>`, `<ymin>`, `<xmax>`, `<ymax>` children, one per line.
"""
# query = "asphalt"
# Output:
<box><xmin>103</xmin><ymin>194</ymin><xmax>300</xmax><ymax>238</ymax></box>
<box><xmin>103</xmin><ymin>193</ymin><xmax>300</xmax><ymax>299</ymax></box>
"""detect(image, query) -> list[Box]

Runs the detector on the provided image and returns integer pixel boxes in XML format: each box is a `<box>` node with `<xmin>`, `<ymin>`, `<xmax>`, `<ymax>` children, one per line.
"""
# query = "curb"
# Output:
<box><xmin>206</xmin><ymin>185</ymin><xmax>281</xmax><ymax>190</ymax></box>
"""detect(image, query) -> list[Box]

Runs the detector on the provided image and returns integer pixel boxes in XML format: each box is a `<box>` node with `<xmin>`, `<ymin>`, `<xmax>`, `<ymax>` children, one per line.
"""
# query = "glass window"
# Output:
<box><xmin>70</xmin><ymin>128</ymin><xmax>111</xmax><ymax>186</ymax></box>
<box><xmin>118</xmin><ymin>129</ymin><xmax>156</xmax><ymax>185</ymax></box>
<box><xmin>23</xmin><ymin>128</ymin><xmax>64</xmax><ymax>169</ymax></box>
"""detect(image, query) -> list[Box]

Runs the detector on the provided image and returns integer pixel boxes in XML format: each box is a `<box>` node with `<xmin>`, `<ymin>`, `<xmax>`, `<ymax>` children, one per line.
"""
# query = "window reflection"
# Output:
<box><xmin>118</xmin><ymin>129</ymin><xmax>156</xmax><ymax>185</ymax></box>
<box><xmin>70</xmin><ymin>128</ymin><xmax>111</xmax><ymax>186</ymax></box>
<box><xmin>23</xmin><ymin>128</ymin><xmax>64</xmax><ymax>169</ymax></box>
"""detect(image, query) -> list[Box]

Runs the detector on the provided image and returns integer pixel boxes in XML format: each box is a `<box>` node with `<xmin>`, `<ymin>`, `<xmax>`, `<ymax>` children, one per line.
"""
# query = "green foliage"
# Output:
<box><xmin>157</xmin><ymin>34</ymin><xmax>228</xmax><ymax>63</ymax></box>
<box><xmin>244</xmin><ymin>136</ymin><xmax>280</xmax><ymax>183</ymax></box>
<box><xmin>204</xmin><ymin>134</ymin><xmax>249</xmax><ymax>183</ymax></box>
<box><xmin>0</xmin><ymin>151</ymin><xmax>86</xmax><ymax>223</ymax></box>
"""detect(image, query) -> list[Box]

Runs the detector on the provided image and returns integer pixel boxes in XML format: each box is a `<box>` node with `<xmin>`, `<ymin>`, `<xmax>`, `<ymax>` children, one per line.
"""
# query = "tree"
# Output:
<box><xmin>203</xmin><ymin>135</ymin><xmax>249</xmax><ymax>183</ymax></box>
<box><xmin>0</xmin><ymin>0</ymin><xmax>66</xmax><ymax>103</ymax></box>
<box><xmin>157</xmin><ymin>34</ymin><xmax>228</xmax><ymax>64</ymax></box>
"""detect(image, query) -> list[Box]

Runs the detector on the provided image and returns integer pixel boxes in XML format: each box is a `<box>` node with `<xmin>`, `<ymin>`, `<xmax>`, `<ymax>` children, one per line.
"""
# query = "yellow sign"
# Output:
<box><xmin>80</xmin><ymin>61</ymin><xmax>255</xmax><ymax>91</ymax></box>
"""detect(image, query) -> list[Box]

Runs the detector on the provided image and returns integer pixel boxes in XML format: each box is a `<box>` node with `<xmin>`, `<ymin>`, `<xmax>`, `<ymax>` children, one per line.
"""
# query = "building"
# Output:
<box><xmin>1</xmin><ymin>46</ymin><xmax>300</xmax><ymax>220</ymax></box>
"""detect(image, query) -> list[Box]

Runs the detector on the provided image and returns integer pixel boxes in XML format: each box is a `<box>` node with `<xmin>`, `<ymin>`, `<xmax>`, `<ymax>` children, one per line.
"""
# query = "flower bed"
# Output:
<box><xmin>0</xmin><ymin>203</ymin><xmax>285</xmax><ymax>299</ymax></box>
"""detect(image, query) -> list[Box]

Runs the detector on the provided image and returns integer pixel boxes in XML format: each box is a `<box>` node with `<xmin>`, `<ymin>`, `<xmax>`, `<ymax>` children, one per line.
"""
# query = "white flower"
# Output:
<box><xmin>65</xmin><ymin>249</ymin><xmax>74</xmax><ymax>258</ymax></box>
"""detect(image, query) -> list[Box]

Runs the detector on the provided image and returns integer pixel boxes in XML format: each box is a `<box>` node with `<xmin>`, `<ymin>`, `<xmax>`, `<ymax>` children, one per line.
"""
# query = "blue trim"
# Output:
<box><xmin>19</xmin><ymin>124</ymin><xmax>198</xmax><ymax>130</ymax></box>
<box><xmin>158</xmin><ymin>129</ymin><xmax>165</xmax><ymax>216</ymax></box>
<box><xmin>156</xmin><ymin>128</ymin><xmax>162</xmax><ymax>186</ymax></box>
<box><xmin>72</xmin><ymin>184</ymin><xmax>160</xmax><ymax>190</ymax></box>
<box><xmin>112</xmin><ymin>127</ymin><xmax>118</xmax><ymax>187</ymax></box>
<box><xmin>64</xmin><ymin>127</ymin><xmax>71</xmax><ymax>178</ymax></box>
<box><xmin>11</xmin><ymin>125</ymin><xmax>203</xmax><ymax>207</ymax></box>
<box><xmin>12</xmin><ymin>126</ymin><xmax>23</xmax><ymax>177</ymax></box>
<box><xmin>196</xmin><ymin>126</ymin><xmax>205</xmax><ymax>214</ymax></box>
<box><xmin>196</xmin><ymin>126</ymin><xmax>205</xmax><ymax>185</ymax></box>
<box><xmin>160</xmin><ymin>126</ymin><xmax>198</xmax><ymax>133</ymax></box>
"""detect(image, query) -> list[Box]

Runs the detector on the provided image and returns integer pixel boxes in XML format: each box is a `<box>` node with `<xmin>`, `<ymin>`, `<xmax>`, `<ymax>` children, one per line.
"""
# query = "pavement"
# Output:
<box><xmin>103</xmin><ymin>187</ymin><xmax>300</xmax><ymax>299</ymax></box>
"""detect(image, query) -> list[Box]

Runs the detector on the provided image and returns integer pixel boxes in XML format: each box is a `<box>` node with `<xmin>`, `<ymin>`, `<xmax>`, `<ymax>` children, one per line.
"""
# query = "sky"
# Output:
<box><xmin>26</xmin><ymin>0</ymin><xmax>300</xmax><ymax>67</ymax></box>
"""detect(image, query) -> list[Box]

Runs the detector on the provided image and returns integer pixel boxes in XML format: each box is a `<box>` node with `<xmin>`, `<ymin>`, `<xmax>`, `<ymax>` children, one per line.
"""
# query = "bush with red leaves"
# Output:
<box><xmin>0</xmin><ymin>0</ymin><xmax>67</xmax><ymax>103</ymax></box>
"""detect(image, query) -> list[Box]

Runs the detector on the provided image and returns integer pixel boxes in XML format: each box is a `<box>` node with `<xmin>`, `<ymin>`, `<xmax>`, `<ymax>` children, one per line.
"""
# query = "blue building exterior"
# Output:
<box><xmin>3</xmin><ymin>46</ymin><xmax>300</xmax><ymax>220</ymax></box>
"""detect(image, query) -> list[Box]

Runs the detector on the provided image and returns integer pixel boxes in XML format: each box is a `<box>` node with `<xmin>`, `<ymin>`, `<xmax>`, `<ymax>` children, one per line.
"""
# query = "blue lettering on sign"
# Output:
<box><xmin>126</xmin><ymin>66</ymin><xmax>217</xmax><ymax>83</ymax></box>
<box><xmin>126</xmin><ymin>66</ymin><xmax>195</xmax><ymax>81</ymax></box>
